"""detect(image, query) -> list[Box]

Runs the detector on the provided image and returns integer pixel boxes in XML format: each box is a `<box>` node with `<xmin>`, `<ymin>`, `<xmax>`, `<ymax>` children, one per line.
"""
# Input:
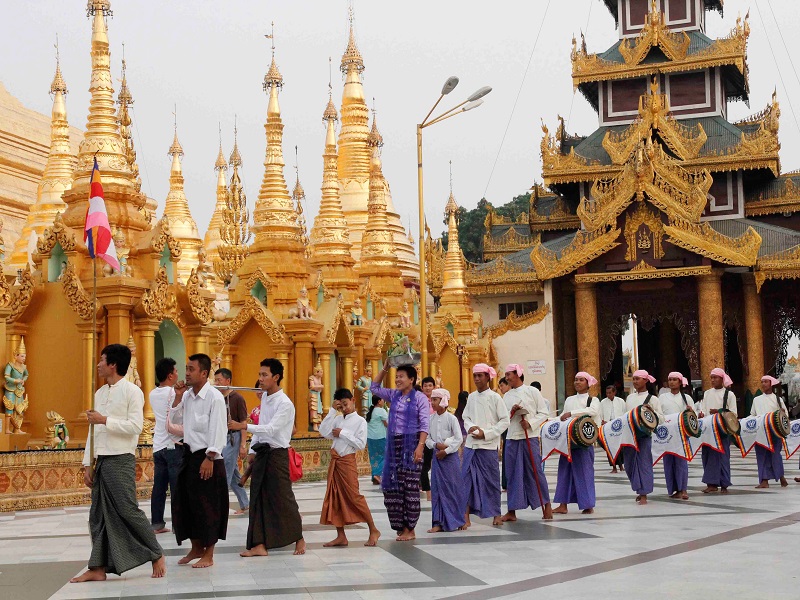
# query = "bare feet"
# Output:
<box><xmin>795</xmin><ymin>477</ymin><xmax>800</xmax><ymax>483</ymax></box>
<box><xmin>581</xmin><ymin>508</ymin><xmax>594</xmax><ymax>514</ymax></box>
<box><xmin>365</xmin><ymin>530</ymin><xmax>381</xmax><ymax>546</ymax></box>
<box><xmin>680</xmin><ymin>492</ymin><xmax>689</xmax><ymax>500</ymax></box>
<box><xmin>153</xmin><ymin>527</ymin><xmax>170</xmax><ymax>534</ymax></box>
<box><xmin>781</xmin><ymin>477</ymin><xmax>789</xmax><ymax>487</ymax></box>
<box><xmin>458</xmin><ymin>519</ymin><xmax>471</xmax><ymax>530</ymax></box>
<box><xmin>178</xmin><ymin>549</ymin><xmax>204</xmax><ymax>565</ymax></box>
<box><xmin>70</xmin><ymin>568</ymin><xmax>106</xmax><ymax>583</ymax></box>
<box><xmin>323</xmin><ymin>535</ymin><xmax>349</xmax><ymax>547</ymax></box>
<box><xmin>240</xmin><ymin>545</ymin><xmax>268</xmax><ymax>558</ymax></box>
<box><xmin>701</xmin><ymin>485</ymin><xmax>719</xmax><ymax>494</ymax></box>
<box><xmin>294</xmin><ymin>539</ymin><xmax>306</xmax><ymax>555</ymax></box>
<box><xmin>720</xmin><ymin>487</ymin><xmax>729</xmax><ymax>494</ymax></box>
<box><xmin>553</xmin><ymin>504</ymin><xmax>568</xmax><ymax>514</ymax></box>
<box><xmin>610</xmin><ymin>468</ymin><xmax>617</xmax><ymax>473</ymax></box>
<box><xmin>192</xmin><ymin>557</ymin><xmax>213</xmax><ymax>568</ymax></box>
<box><xmin>426</xmin><ymin>491</ymin><xmax>432</xmax><ymax>502</ymax></box>
<box><xmin>492</xmin><ymin>516</ymin><xmax>503</xmax><ymax>526</ymax></box>
<box><xmin>151</xmin><ymin>556</ymin><xmax>166</xmax><ymax>578</ymax></box>
<box><xmin>233</xmin><ymin>507</ymin><xmax>249</xmax><ymax>515</ymax></box>
<box><xmin>670</xmin><ymin>492</ymin><xmax>680</xmax><ymax>499</ymax></box>
<box><xmin>427</xmin><ymin>526</ymin><xmax>443</xmax><ymax>533</ymax></box>
<box><xmin>755</xmin><ymin>481</ymin><xmax>769</xmax><ymax>489</ymax></box>
<box><xmin>637</xmin><ymin>495</ymin><xmax>648</xmax><ymax>505</ymax></box>
<box><xmin>397</xmin><ymin>528</ymin><xmax>416</xmax><ymax>541</ymax></box>
<box><xmin>501</xmin><ymin>511</ymin><xmax>517</xmax><ymax>522</ymax></box>
<box><xmin>542</xmin><ymin>503</ymin><xmax>554</xmax><ymax>520</ymax></box>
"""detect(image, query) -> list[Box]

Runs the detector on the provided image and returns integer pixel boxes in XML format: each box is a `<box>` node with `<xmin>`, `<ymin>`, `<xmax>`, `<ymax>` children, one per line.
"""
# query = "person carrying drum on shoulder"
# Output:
<box><xmin>697</xmin><ymin>367</ymin><xmax>738</xmax><ymax>494</ymax></box>
<box><xmin>752</xmin><ymin>375</ymin><xmax>789</xmax><ymax>489</ymax></box>
<box><xmin>553</xmin><ymin>372</ymin><xmax>600</xmax><ymax>515</ymax></box>
<box><xmin>658</xmin><ymin>372</ymin><xmax>692</xmax><ymax>500</ymax></box>
<box><xmin>623</xmin><ymin>370</ymin><xmax>664</xmax><ymax>505</ymax></box>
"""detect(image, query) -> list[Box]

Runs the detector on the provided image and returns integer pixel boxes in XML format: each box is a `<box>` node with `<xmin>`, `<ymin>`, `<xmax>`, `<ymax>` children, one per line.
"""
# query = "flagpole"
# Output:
<box><xmin>89</xmin><ymin>257</ymin><xmax>97</xmax><ymax>471</ymax></box>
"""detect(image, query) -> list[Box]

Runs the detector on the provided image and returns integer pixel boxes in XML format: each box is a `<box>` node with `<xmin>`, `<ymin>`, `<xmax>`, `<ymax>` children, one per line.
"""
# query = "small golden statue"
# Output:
<box><xmin>399</xmin><ymin>301</ymin><xmax>412</xmax><ymax>328</ymax></box>
<box><xmin>45</xmin><ymin>411</ymin><xmax>69</xmax><ymax>449</ymax></box>
<box><xmin>211</xmin><ymin>349</ymin><xmax>223</xmax><ymax>375</ymax></box>
<box><xmin>350</xmin><ymin>297</ymin><xmax>364</xmax><ymax>326</ymax></box>
<box><xmin>290</xmin><ymin>287</ymin><xmax>315</xmax><ymax>319</ymax></box>
<box><xmin>4</xmin><ymin>337</ymin><xmax>29</xmax><ymax>434</ymax></box>
<box><xmin>196</xmin><ymin>247</ymin><xmax>211</xmax><ymax>289</ymax></box>
<box><xmin>308</xmin><ymin>361</ymin><xmax>324</xmax><ymax>431</ymax></box>
<box><xmin>355</xmin><ymin>363</ymin><xmax>373</xmax><ymax>416</ymax></box>
<box><xmin>124</xmin><ymin>335</ymin><xmax>142</xmax><ymax>388</ymax></box>
<box><xmin>436</xmin><ymin>367</ymin><xmax>443</xmax><ymax>389</ymax></box>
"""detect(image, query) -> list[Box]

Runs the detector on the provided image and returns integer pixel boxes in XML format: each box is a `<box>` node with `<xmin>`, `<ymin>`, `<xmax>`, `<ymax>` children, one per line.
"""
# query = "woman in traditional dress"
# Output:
<box><xmin>366</xmin><ymin>396</ymin><xmax>389</xmax><ymax>484</ymax></box>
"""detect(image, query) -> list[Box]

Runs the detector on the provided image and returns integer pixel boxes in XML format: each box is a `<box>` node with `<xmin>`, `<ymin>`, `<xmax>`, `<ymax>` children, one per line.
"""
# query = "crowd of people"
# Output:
<box><xmin>69</xmin><ymin>347</ymin><xmax>798</xmax><ymax>583</ymax></box>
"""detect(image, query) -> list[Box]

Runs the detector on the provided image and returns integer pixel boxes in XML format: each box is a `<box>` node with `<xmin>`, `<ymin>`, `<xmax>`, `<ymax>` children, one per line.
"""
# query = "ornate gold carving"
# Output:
<box><xmin>217</xmin><ymin>296</ymin><xmax>286</xmax><ymax>347</ymax></box>
<box><xmin>186</xmin><ymin>270</ymin><xmax>213</xmax><ymax>325</ymax></box>
<box><xmin>754</xmin><ymin>243</ymin><xmax>800</xmax><ymax>291</ymax></box>
<box><xmin>325</xmin><ymin>298</ymin><xmax>355</xmax><ymax>347</ymax></box>
<box><xmin>529</xmin><ymin>186</ymin><xmax>581</xmax><ymax>232</ymax></box>
<box><xmin>36</xmin><ymin>212</ymin><xmax>77</xmax><ymax>256</ymax></box>
<box><xmin>575</xmin><ymin>263</ymin><xmax>712</xmax><ymax>284</ymax></box>
<box><xmin>243</xmin><ymin>268</ymin><xmax>276</xmax><ymax>295</ymax></box>
<box><xmin>485</xmin><ymin>304</ymin><xmax>550</xmax><ymax>338</ymax></box>
<box><xmin>617</xmin><ymin>2</ymin><xmax>690</xmax><ymax>66</ymax></box>
<box><xmin>664</xmin><ymin>217</ymin><xmax>762</xmax><ymax>266</ymax></box>
<box><xmin>138</xmin><ymin>267</ymin><xmax>181</xmax><ymax>323</ymax></box>
<box><xmin>149</xmin><ymin>216</ymin><xmax>183</xmax><ymax>259</ymax></box>
<box><xmin>7</xmin><ymin>267</ymin><xmax>35</xmax><ymax>322</ymax></box>
<box><xmin>0</xmin><ymin>262</ymin><xmax>12</xmax><ymax>309</ymax></box>
<box><xmin>530</xmin><ymin>227</ymin><xmax>620</xmax><ymax>280</ymax></box>
<box><xmin>61</xmin><ymin>262</ymin><xmax>98</xmax><ymax>321</ymax></box>
<box><xmin>483</xmin><ymin>227</ymin><xmax>533</xmax><ymax>254</ymax></box>
<box><xmin>746</xmin><ymin>175</ymin><xmax>799</xmax><ymax>216</ymax></box>
<box><xmin>624</xmin><ymin>203</ymin><xmax>664</xmax><ymax>261</ymax></box>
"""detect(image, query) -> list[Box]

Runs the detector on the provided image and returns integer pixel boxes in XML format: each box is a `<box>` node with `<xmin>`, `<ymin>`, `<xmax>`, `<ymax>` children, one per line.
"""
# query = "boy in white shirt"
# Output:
<box><xmin>599</xmin><ymin>384</ymin><xmax>626</xmax><ymax>473</ymax></box>
<box><xmin>752</xmin><ymin>375</ymin><xmax>788</xmax><ymax>489</ymax></box>
<box><xmin>658</xmin><ymin>371</ymin><xmax>693</xmax><ymax>500</ymax></box>
<box><xmin>698</xmin><ymin>367</ymin><xmax>738</xmax><ymax>494</ymax></box>
<box><xmin>426</xmin><ymin>388</ymin><xmax>465</xmax><ymax>532</ymax></box>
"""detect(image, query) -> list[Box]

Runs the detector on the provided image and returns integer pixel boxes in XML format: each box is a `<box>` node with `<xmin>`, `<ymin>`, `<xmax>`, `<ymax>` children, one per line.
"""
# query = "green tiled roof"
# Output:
<box><xmin>707</xmin><ymin>218</ymin><xmax>800</xmax><ymax>257</ymax></box>
<box><xmin>598</xmin><ymin>31</ymin><xmax>714</xmax><ymax>64</ymax></box>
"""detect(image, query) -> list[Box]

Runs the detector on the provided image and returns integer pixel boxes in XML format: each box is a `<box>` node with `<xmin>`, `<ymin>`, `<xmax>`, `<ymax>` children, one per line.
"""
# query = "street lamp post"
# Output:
<box><xmin>417</xmin><ymin>78</ymin><xmax>491</xmax><ymax>377</ymax></box>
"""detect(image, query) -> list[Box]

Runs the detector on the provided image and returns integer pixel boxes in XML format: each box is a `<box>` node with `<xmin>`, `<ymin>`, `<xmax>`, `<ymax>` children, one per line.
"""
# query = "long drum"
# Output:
<box><xmin>717</xmin><ymin>409</ymin><xmax>741</xmax><ymax>437</ymax></box>
<box><xmin>632</xmin><ymin>404</ymin><xmax>658</xmax><ymax>438</ymax></box>
<box><xmin>569</xmin><ymin>414</ymin><xmax>598</xmax><ymax>448</ymax></box>
<box><xmin>680</xmin><ymin>408</ymin><xmax>701</xmax><ymax>438</ymax></box>
<box><xmin>770</xmin><ymin>410</ymin><xmax>790</xmax><ymax>438</ymax></box>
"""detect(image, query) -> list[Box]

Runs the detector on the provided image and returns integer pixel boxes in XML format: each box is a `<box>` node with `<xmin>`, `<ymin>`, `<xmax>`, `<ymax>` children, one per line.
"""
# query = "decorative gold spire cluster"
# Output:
<box><xmin>214</xmin><ymin>126</ymin><xmax>250</xmax><ymax>286</ymax></box>
<box><xmin>61</xmin><ymin>0</ymin><xmax>149</xmax><ymax>239</ymax></box>
<box><xmin>8</xmin><ymin>48</ymin><xmax>76</xmax><ymax>271</ymax></box>
<box><xmin>163</xmin><ymin>117</ymin><xmax>203</xmax><ymax>284</ymax></box>
<box><xmin>438</xmin><ymin>191</ymin><xmax>470</xmax><ymax>309</ymax></box>
<box><xmin>310</xmin><ymin>85</ymin><xmax>356</xmax><ymax>295</ymax></box>
<box><xmin>204</xmin><ymin>127</ymin><xmax>228</xmax><ymax>290</ymax></box>
<box><xmin>117</xmin><ymin>56</ymin><xmax>142</xmax><ymax>194</ymax></box>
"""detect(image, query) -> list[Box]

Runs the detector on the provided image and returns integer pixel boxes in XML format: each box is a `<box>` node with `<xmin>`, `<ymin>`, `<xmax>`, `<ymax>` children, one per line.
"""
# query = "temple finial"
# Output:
<box><xmin>264</xmin><ymin>21</ymin><xmax>283</xmax><ymax>89</ymax></box>
<box><xmin>229</xmin><ymin>115</ymin><xmax>242</xmax><ymax>167</ymax></box>
<box><xmin>50</xmin><ymin>33</ymin><xmax>68</xmax><ymax>95</ymax></box>
<box><xmin>215</xmin><ymin>122</ymin><xmax>227</xmax><ymax>171</ymax></box>
<box><xmin>341</xmin><ymin>2</ymin><xmax>364</xmax><ymax>74</ymax></box>
<box><xmin>449</xmin><ymin>160</ymin><xmax>453</xmax><ymax>194</ymax></box>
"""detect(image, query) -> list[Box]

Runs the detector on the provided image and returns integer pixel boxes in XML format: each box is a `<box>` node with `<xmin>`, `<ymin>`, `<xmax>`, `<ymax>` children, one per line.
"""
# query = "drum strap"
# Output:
<box><xmin>643</xmin><ymin>394</ymin><xmax>653</xmax><ymax>405</ymax></box>
<box><xmin>722</xmin><ymin>389</ymin><xmax>729</xmax><ymax>411</ymax></box>
<box><xmin>680</xmin><ymin>392</ymin><xmax>690</xmax><ymax>409</ymax></box>
<box><xmin>586</xmin><ymin>397</ymin><xmax>596</xmax><ymax>408</ymax></box>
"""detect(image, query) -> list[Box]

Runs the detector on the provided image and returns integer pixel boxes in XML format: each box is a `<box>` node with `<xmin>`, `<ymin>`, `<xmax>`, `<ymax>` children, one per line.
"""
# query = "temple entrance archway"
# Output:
<box><xmin>155</xmin><ymin>319</ymin><xmax>186</xmax><ymax>379</ymax></box>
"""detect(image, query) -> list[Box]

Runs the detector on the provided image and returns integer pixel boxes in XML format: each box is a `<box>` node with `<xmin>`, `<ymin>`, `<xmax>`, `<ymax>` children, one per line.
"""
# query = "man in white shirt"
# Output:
<box><xmin>658</xmin><ymin>371</ymin><xmax>693</xmax><ymax>500</ymax></box>
<box><xmin>501</xmin><ymin>364</ymin><xmax>552</xmax><ymax>521</ymax></box>
<box><xmin>462</xmin><ymin>364</ymin><xmax>509</xmax><ymax>527</ymax></box>
<box><xmin>426</xmin><ymin>388</ymin><xmax>465</xmax><ymax>532</ymax></box>
<box><xmin>752</xmin><ymin>375</ymin><xmax>788</xmax><ymax>489</ymax></box>
<box><xmin>600</xmin><ymin>385</ymin><xmax>626</xmax><ymax>473</ymax></box>
<box><xmin>698</xmin><ymin>367</ymin><xmax>737</xmax><ymax>494</ymax></box>
<box><xmin>150</xmin><ymin>357</ymin><xmax>182</xmax><ymax>533</ymax></box>
<box><xmin>319</xmin><ymin>388</ymin><xmax>380</xmax><ymax>547</ymax></box>
<box><xmin>171</xmin><ymin>354</ymin><xmax>228</xmax><ymax>568</ymax></box>
<box><xmin>229</xmin><ymin>358</ymin><xmax>306</xmax><ymax>557</ymax></box>
<box><xmin>553</xmin><ymin>372</ymin><xmax>600</xmax><ymax>515</ymax></box>
<box><xmin>71</xmin><ymin>344</ymin><xmax>165</xmax><ymax>583</ymax></box>
<box><xmin>622</xmin><ymin>369</ymin><xmax>662</xmax><ymax>505</ymax></box>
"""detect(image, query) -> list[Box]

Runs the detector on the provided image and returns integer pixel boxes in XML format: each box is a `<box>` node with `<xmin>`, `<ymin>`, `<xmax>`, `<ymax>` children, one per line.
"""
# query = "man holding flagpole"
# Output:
<box><xmin>71</xmin><ymin>160</ymin><xmax>165</xmax><ymax>583</ymax></box>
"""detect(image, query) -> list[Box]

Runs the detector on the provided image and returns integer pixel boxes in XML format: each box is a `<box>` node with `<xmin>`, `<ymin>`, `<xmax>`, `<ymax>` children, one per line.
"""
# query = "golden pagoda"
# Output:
<box><xmin>214</xmin><ymin>129</ymin><xmax>250</xmax><ymax>287</ymax></box>
<box><xmin>202</xmin><ymin>130</ymin><xmax>228</xmax><ymax>294</ymax></box>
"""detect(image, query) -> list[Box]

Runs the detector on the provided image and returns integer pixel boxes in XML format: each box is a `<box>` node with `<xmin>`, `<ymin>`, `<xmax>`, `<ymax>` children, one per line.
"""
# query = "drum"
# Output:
<box><xmin>632</xmin><ymin>404</ymin><xmax>658</xmax><ymax>438</ymax></box>
<box><xmin>569</xmin><ymin>414</ymin><xmax>598</xmax><ymax>448</ymax></box>
<box><xmin>771</xmin><ymin>410</ymin><xmax>790</xmax><ymax>438</ymax></box>
<box><xmin>680</xmin><ymin>408</ymin><xmax>701</xmax><ymax>438</ymax></box>
<box><xmin>717</xmin><ymin>409</ymin><xmax>741</xmax><ymax>437</ymax></box>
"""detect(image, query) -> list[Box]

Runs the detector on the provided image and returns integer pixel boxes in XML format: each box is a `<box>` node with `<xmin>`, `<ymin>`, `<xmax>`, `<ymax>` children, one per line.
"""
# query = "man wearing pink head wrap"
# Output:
<box><xmin>699</xmin><ymin>367</ymin><xmax>738</xmax><ymax>493</ymax></box>
<box><xmin>751</xmin><ymin>376</ymin><xmax>788</xmax><ymax>489</ymax></box>
<box><xmin>622</xmin><ymin>370</ymin><xmax>664</xmax><ymax>505</ymax></box>
<box><xmin>426</xmin><ymin>389</ymin><xmax>465</xmax><ymax>532</ymax></box>
<box><xmin>658</xmin><ymin>372</ymin><xmax>693</xmax><ymax>500</ymax></box>
<box><xmin>552</xmin><ymin>372</ymin><xmax>601</xmax><ymax>515</ymax></box>
<box><xmin>461</xmin><ymin>364</ymin><xmax>509</xmax><ymax>527</ymax></box>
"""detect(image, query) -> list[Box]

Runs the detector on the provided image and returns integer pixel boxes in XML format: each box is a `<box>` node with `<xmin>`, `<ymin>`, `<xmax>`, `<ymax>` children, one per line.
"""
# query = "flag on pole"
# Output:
<box><xmin>84</xmin><ymin>158</ymin><xmax>119</xmax><ymax>271</ymax></box>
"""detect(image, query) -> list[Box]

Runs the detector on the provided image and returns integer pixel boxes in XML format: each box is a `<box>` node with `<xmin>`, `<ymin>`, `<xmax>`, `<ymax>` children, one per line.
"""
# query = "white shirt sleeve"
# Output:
<box><xmin>568</xmin><ymin>397</ymin><xmax>599</xmax><ymax>419</ymax></box>
<box><xmin>247</xmin><ymin>398</ymin><xmax>295</xmax><ymax>447</ymax></box>
<box><xmin>483</xmin><ymin>394</ymin><xmax>510</xmax><ymax>442</ymax></box>
<box><xmin>443</xmin><ymin>414</ymin><xmax>463</xmax><ymax>454</ymax></box>
<box><xmin>319</xmin><ymin>409</ymin><xmax>339</xmax><ymax>440</ymax></box>
<box><xmin>207</xmin><ymin>395</ymin><xmax>227</xmax><ymax>458</ymax></box>
<box><xmin>105</xmin><ymin>386</ymin><xmax>144</xmax><ymax>437</ymax></box>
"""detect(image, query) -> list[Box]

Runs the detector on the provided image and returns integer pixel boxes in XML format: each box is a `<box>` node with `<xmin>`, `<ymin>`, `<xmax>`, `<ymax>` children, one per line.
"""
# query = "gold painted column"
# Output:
<box><xmin>104</xmin><ymin>305</ymin><xmax>131</xmax><ymax>345</ymax></box>
<box><xmin>742</xmin><ymin>273</ymin><xmax>765</xmax><ymax>392</ymax></box>
<box><xmin>133</xmin><ymin>322</ymin><xmax>158</xmax><ymax>419</ymax></box>
<box><xmin>342</xmin><ymin>356</ymin><xmax>354</xmax><ymax>391</ymax></box>
<box><xmin>184</xmin><ymin>324</ymin><xmax>212</xmax><ymax>356</ymax></box>
<box><xmin>319</xmin><ymin>351</ymin><xmax>333</xmax><ymax>415</ymax></box>
<box><xmin>697</xmin><ymin>272</ymin><xmax>725</xmax><ymax>390</ymax></box>
<box><xmin>574</xmin><ymin>280</ymin><xmax>601</xmax><ymax>397</ymax></box>
<box><xmin>77</xmin><ymin>323</ymin><xmax>98</xmax><ymax>412</ymax></box>
<box><xmin>389</xmin><ymin>367</ymin><xmax>397</xmax><ymax>389</ymax></box>
<box><xmin>429</xmin><ymin>361</ymin><xmax>438</xmax><ymax>382</ymax></box>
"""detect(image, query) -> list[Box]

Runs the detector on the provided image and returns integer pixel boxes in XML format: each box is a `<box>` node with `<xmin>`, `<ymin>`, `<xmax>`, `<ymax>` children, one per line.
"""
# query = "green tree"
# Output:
<box><xmin>442</xmin><ymin>192</ymin><xmax>531</xmax><ymax>263</ymax></box>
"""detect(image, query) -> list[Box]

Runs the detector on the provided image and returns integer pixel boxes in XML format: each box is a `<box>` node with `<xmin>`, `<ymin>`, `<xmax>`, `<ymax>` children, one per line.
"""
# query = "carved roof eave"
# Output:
<box><xmin>135</xmin><ymin>216</ymin><xmax>182</xmax><ymax>259</ymax></box>
<box><xmin>745</xmin><ymin>200</ymin><xmax>800</xmax><ymax>217</ymax></box>
<box><xmin>61</xmin><ymin>261</ymin><xmax>102</xmax><ymax>321</ymax></box>
<box><xmin>430</xmin><ymin>327</ymin><xmax>459</xmax><ymax>359</ymax></box>
<box><xmin>754</xmin><ymin>240</ymin><xmax>800</xmax><ymax>290</ymax></box>
<box><xmin>178</xmin><ymin>269</ymin><xmax>214</xmax><ymax>326</ymax></box>
<box><xmin>216</xmin><ymin>296</ymin><xmax>287</xmax><ymax>347</ymax></box>
<box><xmin>529</xmin><ymin>218</ymin><xmax>583</xmax><ymax>232</ymax></box>
<box><xmin>3</xmin><ymin>267</ymin><xmax>36</xmax><ymax>323</ymax></box>
<box><xmin>133</xmin><ymin>266</ymin><xmax>182</xmax><ymax>324</ymax></box>
<box><xmin>485</xmin><ymin>304</ymin><xmax>550</xmax><ymax>339</ymax></box>
<box><xmin>243</xmin><ymin>268</ymin><xmax>277</xmax><ymax>292</ymax></box>
<box><xmin>664</xmin><ymin>219</ymin><xmax>762</xmax><ymax>267</ymax></box>
<box><xmin>316</xmin><ymin>296</ymin><xmax>355</xmax><ymax>347</ymax></box>
<box><xmin>468</xmin><ymin>281</ymin><xmax>544</xmax><ymax>297</ymax></box>
<box><xmin>36</xmin><ymin>216</ymin><xmax>78</xmax><ymax>257</ymax></box>
<box><xmin>369</xmin><ymin>317</ymin><xmax>394</xmax><ymax>350</ymax></box>
<box><xmin>530</xmin><ymin>227</ymin><xmax>621</xmax><ymax>281</ymax></box>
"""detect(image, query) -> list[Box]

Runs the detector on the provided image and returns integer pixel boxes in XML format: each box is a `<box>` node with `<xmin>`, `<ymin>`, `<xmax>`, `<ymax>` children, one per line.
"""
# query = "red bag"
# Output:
<box><xmin>288</xmin><ymin>447</ymin><xmax>303</xmax><ymax>482</ymax></box>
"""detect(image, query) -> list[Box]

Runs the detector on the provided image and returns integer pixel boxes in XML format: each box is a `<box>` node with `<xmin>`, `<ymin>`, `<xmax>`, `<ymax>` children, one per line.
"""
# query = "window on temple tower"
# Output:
<box><xmin>498</xmin><ymin>301</ymin><xmax>538</xmax><ymax>321</ymax></box>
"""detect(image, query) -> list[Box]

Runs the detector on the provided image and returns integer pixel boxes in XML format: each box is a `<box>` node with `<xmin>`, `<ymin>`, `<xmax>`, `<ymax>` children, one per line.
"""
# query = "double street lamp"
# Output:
<box><xmin>417</xmin><ymin>77</ymin><xmax>491</xmax><ymax>377</ymax></box>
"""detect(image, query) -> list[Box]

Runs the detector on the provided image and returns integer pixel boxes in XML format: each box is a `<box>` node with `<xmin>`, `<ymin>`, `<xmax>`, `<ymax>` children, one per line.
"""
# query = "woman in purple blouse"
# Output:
<box><xmin>370</xmin><ymin>362</ymin><xmax>430</xmax><ymax>541</ymax></box>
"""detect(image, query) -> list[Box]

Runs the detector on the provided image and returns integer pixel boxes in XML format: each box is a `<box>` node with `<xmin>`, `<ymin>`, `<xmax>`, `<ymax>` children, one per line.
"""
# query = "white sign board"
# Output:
<box><xmin>527</xmin><ymin>360</ymin><xmax>546</xmax><ymax>375</ymax></box>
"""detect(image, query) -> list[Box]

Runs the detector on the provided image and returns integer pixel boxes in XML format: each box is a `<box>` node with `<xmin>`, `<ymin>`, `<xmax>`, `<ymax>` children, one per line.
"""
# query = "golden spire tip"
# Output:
<box><xmin>215</xmin><ymin>122</ymin><xmax>227</xmax><ymax>171</ymax></box>
<box><xmin>229</xmin><ymin>116</ymin><xmax>242</xmax><ymax>167</ymax></box>
<box><xmin>50</xmin><ymin>34</ymin><xmax>68</xmax><ymax>95</ymax></box>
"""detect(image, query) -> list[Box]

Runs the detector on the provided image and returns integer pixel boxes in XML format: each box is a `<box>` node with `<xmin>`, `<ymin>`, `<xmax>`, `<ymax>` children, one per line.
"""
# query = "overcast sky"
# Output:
<box><xmin>2</xmin><ymin>0</ymin><xmax>799</xmax><ymax>240</ymax></box>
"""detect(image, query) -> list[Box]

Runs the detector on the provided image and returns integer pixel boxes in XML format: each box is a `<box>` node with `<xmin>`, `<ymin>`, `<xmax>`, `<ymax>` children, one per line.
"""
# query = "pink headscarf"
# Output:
<box><xmin>632</xmin><ymin>369</ymin><xmax>656</xmax><ymax>383</ymax></box>
<box><xmin>575</xmin><ymin>371</ymin><xmax>598</xmax><ymax>387</ymax></box>
<box><xmin>505</xmin><ymin>364</ymin><xmax>524</xmax><ymax>377</ymax></box>
<box><xmin>761</xmin><ymin>375</ymin><xmax>780</xmax><ymax>386</ymax></box>
<box><xmin>710</xmin><ymin>368</ymin><xmax>733</xmax><ymax>387</ymax></box>
<box><xmin>668</xmin><ymin>371</ymin><xmax>689</xmax><ymax>387</ymax></box>
<box><xmin>473</xmin><ymin>363</ymin><xmax>497</xmax><ymax>380</ymax></box>
<box><xmin>431</xmin><ymin>388</ymin><xmax>451</xmax><ymax>408</ymax></box>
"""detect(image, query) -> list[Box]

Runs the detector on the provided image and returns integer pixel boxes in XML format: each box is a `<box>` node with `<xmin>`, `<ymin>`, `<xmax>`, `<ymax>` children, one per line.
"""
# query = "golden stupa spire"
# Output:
<box><xmin>163</xmin><ymin>106</ymin><xmax>202</xmax><ymax>284</ymax></box>
<box><xmin>204</xmin><ymin>124</ymin><xmax>228</xmax><ymax>289</ymax></box>
<box><xmin>292</xmin><ymin>146</ymin><xmax>310</xmax><ymax>255</ymax></box>
<box><xmin>310</xmin><ymin>72</ymin><xmax>356</xmax><ymax>294</ymax></box>
<box><xmin>61</xmin><ymin>1</ymin><xmax>149</xmax><ymax>237</ymax></box>
<box><xmin>439</xmin><ymin>167</ymin><xmax>469</xmax><ymax>309</ymax></box>
<box><xmin>214</xmin><ymin>121</ymin><xmax>250</xmax><ymax>286</ymax></box>
<box><xmin>8</xmin><ymin>38</ymin><xmax>76</xmax><ymax>271</ymax></box>
<box><xmin>117</xmin><ymin>50</ymin><xmax>141</xmax><ymax>193</ymax></box>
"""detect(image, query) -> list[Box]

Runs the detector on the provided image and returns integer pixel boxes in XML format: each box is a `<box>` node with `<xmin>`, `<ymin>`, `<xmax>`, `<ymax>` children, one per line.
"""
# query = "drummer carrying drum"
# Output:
<box><xmin>624</xmin><ymin>370</ymin><xmax>664</xmax><ymax>505</ymax></box>
<box><xmin>698</xmin><ymin>368</ymin><xmax>738</xmax><ymax>494</ymax></box>
<box><xmin>752</xmin><ymin>375</ymin><xmax>789</xmax><ymax>489</ymax></box>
